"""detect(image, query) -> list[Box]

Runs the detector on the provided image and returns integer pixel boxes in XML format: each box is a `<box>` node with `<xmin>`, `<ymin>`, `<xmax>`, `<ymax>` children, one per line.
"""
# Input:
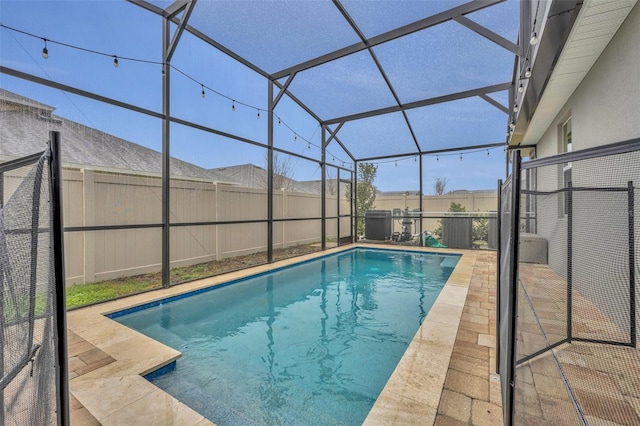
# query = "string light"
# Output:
<box><xmin>436</xmin><ymin>155</ymin><xmax>439</xmax><ymax>162</ymax></box>
<box><xmin>518</xmin><ymin>82</ymin><xmax>524</xmax><ymax>93</ymax></box>
<box><xmin>530</xmin><ymin>32</ymin><xmax>538</xmax><ymax>45</ymax></box>
<box><xmin>294</xmin><ymin>134</ymin><xmax>297</xmax><ymax>142</ymax></box>
<box><xmin>513</xmin><ymin>104</ymin><xmax>519</xmax><ymax>113</ymax></box>
<box><xmin>487</xmin><ymin>149</ymin><xmax>490</xmax><ymax>157</ymax></box>
<box><xmin>394</xmin><ymin>160</ymin><xmax>397</xmax><ymax>167</ymax></box>
<box><xmin>0</xmin><ymin>22</ymin><xmax>357</xmax><ymax>171</ymax></box>
<box><xmin>42</xmin><ymin>39</ymin><xmax>48</xmax><ymax>59</ymax></box>
<box><xmin>524</xmin><ymin>67</ymin><xmax>532</xmax><ymax>78</ymax></box>
<box><xmin>459</xmin><ymin>153</ymin><xmax>462</xmax><ymax>161</ymax></box>
<box><xmin>414</xmin><ymin>156</ymin><xmax>417</xmax><ymax>162</ymax></box>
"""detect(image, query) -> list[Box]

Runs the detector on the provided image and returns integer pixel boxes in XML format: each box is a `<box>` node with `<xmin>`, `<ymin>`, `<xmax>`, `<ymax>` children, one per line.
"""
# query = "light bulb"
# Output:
<box><xmin>113</xmin><ymin>56</ymin><xmax>119</xmax><ymax>68</ymax></box>
<box><xmin>42</xmin><ymin>40</ymin><xmax>48</xmax><ymax>59</ymax></box>
<box><xmin>307</xmin><ymin>143</ymin><xmax>311</xmax><ymax>150</ymax></box>
<box><xmin>394</xmin><ymin>161</ymin><xmax>397</xmax><ymax>167</ymax></box>
<box><xmin>530</xmin><ymin>32</ymin><xmax>538</xmax><ymax>45</ymax></box>
<box><xmin>524</xmin><ymin>67</ymin><xmax>532</xmax><ymax>78</ymax></box>
<box><xmin>278</xmin><ymin>118</ymin><xmax>281</xmax><ymax>126</ymax></box>
<box><xmin>232</xmin><ymin>101</ymin><xmax>235</xmax><ymax>112</ymax></box>
<box><xmin>257</xmin><ymin>110</ymin><xmax>260</xmax><ymax>119</ymax></box>
<box><xmin>459</xmin><ymin>154</ymin><xmax>462</xmax><ymax>161</ymax></box>
<box><xmin>514</xmin><ymin>104</ymin><xmax>519</xmax><ymax>113</ymax></box>
<box><xmin>436</xmin><ymin>155</ymin><xmax>439</xmax><ymax>162</ymax></box>
<box><xmin>518</xmin><ymin>83</ymin><xmax>524</xmax><ymax>93</ymax></box>
<box><xmin>487</xmin><ymin>150</ymin><xmax>490</xmax><ymax>157</ymax></box>
<box><xmin>201</xmin><ymin>85</ymin><xmax>205</xmax><ymax>98</ymax></box>
<box><xmin>294</xmin><ymin>134</ymin><xmax>297</xmax><ymax>141</ymax></box>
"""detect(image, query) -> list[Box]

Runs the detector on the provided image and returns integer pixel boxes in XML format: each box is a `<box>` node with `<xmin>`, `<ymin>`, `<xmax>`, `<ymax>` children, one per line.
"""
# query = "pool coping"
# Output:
<box><xmin>67</xmin><ymin>244</ymin><xmax>476</xmax><ymax>425</ymax></box>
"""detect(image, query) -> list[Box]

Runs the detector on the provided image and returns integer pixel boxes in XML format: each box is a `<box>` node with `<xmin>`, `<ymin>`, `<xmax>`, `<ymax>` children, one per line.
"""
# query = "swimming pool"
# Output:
<box><xmin>111</xmin><ymin>248</ymin><xmax>460</xmax><ymax>425</ymax></box>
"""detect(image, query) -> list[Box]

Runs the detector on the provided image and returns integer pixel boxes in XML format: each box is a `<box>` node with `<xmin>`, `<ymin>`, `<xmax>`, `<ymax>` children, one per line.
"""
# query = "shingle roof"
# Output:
<box><xmin>0</xmin><ymin>89</ymin><xmax>230</xmax><ymax>181</ymax></box>
<box><xmin>0</xmin><ymin>89</ymin><xmax>329</xmax><ymax>194</ymax></box>
<box><xmin>209</xmin><ymin>164</ymin><xmax>320</xmax><ymax>194</ymax></box>
<box><xmin>0</xmin><ymin>88</ymin><xmax>55</xmax><ymax>112</ymax></box>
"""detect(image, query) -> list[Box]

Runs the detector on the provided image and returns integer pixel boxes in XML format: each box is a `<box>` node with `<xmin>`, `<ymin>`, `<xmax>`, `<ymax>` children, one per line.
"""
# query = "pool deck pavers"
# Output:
<box><xmin>67</xmin><ymin>245</ymin><xmax>501</xmax><ymax>425</ymax></box>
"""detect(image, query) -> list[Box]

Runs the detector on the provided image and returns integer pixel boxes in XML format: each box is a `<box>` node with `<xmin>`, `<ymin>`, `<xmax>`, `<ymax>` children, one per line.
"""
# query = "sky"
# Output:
<box><xmin>0</xmin><ymin>0</ymin><xmax>518</xmax><ymax>192</ymax></box>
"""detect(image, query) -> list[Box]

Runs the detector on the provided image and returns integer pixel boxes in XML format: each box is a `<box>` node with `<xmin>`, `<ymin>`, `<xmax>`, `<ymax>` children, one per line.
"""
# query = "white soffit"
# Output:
<box><xmin>523</xmin><ymin>0</ymin><xmax>638</xmax><ymax>145</ymax></box>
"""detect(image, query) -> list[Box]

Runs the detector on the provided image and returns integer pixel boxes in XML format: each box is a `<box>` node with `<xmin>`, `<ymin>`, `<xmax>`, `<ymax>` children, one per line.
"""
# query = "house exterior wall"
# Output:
<box><xmin>530</xmin><ymin>4</ymin><xmax>640</xmax><ymax>337</ymax></box>
<box><xmin>535</xmin><ymin>3</ymin><xmax>640</xmax><ymax>157</ymax></box>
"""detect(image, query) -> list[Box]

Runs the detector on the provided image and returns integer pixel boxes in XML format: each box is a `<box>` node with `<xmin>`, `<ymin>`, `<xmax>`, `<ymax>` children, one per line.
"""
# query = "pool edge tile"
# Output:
<box><xmin>68</xmin><ymin>244</ymin><xmax>470</xmax><ymax>425</ymax></box>
<box><xmin>363</xmin><ymin>248</ymin><xmax>473</xmax><ymax>426</ymax></box>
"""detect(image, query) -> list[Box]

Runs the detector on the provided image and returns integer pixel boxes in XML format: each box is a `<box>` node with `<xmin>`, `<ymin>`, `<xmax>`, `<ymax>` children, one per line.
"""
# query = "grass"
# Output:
<box><xmin>66</xmin><ymin>244</ymin><xmax>322</xmax><ymax>309</ymax></box>
<box><xmin>3</xmin><ymin>292</ymin><xmax>49</xmax><ymax>322</ymax></box>
<box><xmin>66</xmin><ymin>276</ymin><xmax>162</xmax><ymax>309</ymax></box>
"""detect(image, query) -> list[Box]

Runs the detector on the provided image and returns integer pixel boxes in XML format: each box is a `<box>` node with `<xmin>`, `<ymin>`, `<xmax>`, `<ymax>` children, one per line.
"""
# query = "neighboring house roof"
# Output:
<box><xmin>290</xmin><ymin>179</ymin><xmax>344</xmax><ymax>195</ymax></box>
<box><xmin>210</xmin><ymin>163</ymin><xmax>320</xmax><ymax>194</ymax></box>
<box><xmin>0</xmin><ymin>88</ymin><xmax>55</xmax><ymax>113</ymax></box>
<box><xmin>0</xmin><ymin>89</ymin><xmax>230</xmax><ymax>181</ymax></box>
<box><xmin>377</xmin><ymin>190</ymin><xmax>421</xmax><ymax>197</ymax></box>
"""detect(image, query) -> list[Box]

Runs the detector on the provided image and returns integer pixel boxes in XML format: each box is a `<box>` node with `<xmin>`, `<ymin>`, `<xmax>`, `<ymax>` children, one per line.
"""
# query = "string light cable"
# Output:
<box><xmin>369</xmin><ymin>146</ymin><xmax>503</xmax><ymax>167</ymax></box>
<box><xmin>0</xmin><ymin>21</ymin><xmax>354</xmax><ymax>168</ymax></box>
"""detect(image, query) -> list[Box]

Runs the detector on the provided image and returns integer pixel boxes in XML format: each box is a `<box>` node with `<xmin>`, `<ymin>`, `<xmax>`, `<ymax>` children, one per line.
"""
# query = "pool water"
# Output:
<box><xmin>112</xmin><ymin>248</ymin><xmax>459</xmax><ymax>425</ymax></box>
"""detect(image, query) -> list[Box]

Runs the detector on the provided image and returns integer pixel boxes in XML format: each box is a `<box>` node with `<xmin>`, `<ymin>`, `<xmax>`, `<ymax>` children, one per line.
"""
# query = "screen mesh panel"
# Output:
<box><xmin>1</xmin><ymin>151</ymin><xmax>60</xmax><ymax>425</ymax></box>
<box><xmin>498</xmin><ymin>175</ymin><xmax>514</xmax><ymax>424</ymax></box>
<box><xmin>500</xmin><ymin>145</ymin><xmax>640</xmax><ymax>425</ymax></box>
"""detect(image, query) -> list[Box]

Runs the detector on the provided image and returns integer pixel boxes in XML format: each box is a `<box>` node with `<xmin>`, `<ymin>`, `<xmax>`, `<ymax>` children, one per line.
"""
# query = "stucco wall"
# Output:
<box><xmin>530</xmin><ymin>4</ymin><xmax>640</xmax><ymax>339</ymax></box>
<box><xmin>536</xmin><ymin>3</ymin><xmax>640</xmax><ymax>157</ymax></box>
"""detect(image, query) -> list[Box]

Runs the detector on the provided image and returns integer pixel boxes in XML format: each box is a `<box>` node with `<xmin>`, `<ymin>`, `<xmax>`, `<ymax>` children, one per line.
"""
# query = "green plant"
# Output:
<box><xmin>345</xmin><ymin>162</ymin><xmax>378</xmax><ymax>236</ymax></box>
<box><xmin>433</xmin><ymin>202</ymin><xmax>466</xmax><ymax>240</ymax></box>
<box><xmin>432</xmin><ymin>202</ymin><xmax>488</xmax><ymax>243</ymax></box>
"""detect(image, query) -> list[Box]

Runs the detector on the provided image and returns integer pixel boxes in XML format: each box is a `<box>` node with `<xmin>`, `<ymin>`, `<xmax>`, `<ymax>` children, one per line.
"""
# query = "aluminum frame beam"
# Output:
<box><xmin>454</xmin><ymin>15</ymin><xmax>519</xmax><ymax>54</ymax></box>
<box><xmin>324</xmin><ymin>82</ymin><xmax>512</xmax><ymax>125</ymax></box>
<box><xmin>333</xmin><ymin>0</ymin><xmax>421</xmax><ymax>154</ymax></box>
<box><xmin>126</xmin><ymin>0</ymin><xmax>513</xmax><ymax>161</ymax></box>
<box><xmin>480</xmin><ymin>93</ymin><xmax>509</xmax><ymax>114</ymax></box>
<box><xmin>323</xmin><ymin>124</ymin><xmax>356</xmax><ymax>163</ymax></box>
<box><xmin>356</xmin><ymin>141</ymin><xmax>505</xmax><ymax>163</ymax></box>
<box><xmin>166</xmin><ymin>0</ymin><xmax>197</xmax><ymax>62</ymax></box>
<box><xmin>272</xmin><ymin>0</ymin><xmax>504</xmax><ymax>80</ymax></box>
<box><xmin>272</xmin><ymin>73</ymin><xmax>296</xmax><ymax>109</ymax></box>
<box><xmin>0</xmin><ymin>66</ymin><xmax>163</xmax><ymax>119</ymax></box>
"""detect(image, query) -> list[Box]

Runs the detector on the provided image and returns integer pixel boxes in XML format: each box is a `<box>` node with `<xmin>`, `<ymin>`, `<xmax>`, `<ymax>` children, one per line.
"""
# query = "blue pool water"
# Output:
<box><xmin>112</xmin><ymin>248</ymin><xmax>459</xmax><ymax>425</ymax></box>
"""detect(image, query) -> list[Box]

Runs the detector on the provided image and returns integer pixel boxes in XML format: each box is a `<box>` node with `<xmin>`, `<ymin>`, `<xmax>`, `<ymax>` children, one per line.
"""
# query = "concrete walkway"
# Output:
<box><xmin>435</xmin><ymin>251</ymin><xmax>502</xmax><ymax>425</ymax></box>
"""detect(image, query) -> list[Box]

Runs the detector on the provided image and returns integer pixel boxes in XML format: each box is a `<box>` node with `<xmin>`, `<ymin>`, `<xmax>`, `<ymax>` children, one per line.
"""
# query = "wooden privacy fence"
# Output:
<box><xmin>3</xmin><ymin>167</ymin><xmax>496</xmax><ymax>285</ymax></box>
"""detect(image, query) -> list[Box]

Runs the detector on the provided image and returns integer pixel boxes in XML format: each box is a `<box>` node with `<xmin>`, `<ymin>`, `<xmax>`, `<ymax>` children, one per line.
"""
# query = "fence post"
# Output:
<box><xmin>496</xmin><ymin>179</ymin><xmax>502</xmax><ymax>374</ymax></box>
<box><xmin>629</xmin><ymin>181</ymin><xmax>636</xmax><ymax>347</ymax></box>
<box><xmin>567</xmin><ymin>181</ymin><xmax>573</xmax><ymax>342</ymax></box>
<box><xmin>505</xmin><ymin>150</ymin><xmax>521</xmax><ymax>426</ymax></box>
<box><xmin>50</xmin><ymin>131</ymin><xmax>70</xmax><ymax>425</ymax></box>
<box><xmin>82</xmin><ymin>169</ymin><xmax>95</xmax><ymax>284</ymax></box>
